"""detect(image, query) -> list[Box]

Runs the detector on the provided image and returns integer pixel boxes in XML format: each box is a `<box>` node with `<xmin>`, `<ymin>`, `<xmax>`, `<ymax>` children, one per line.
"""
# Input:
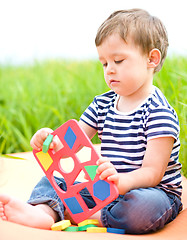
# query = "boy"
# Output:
<box><xmin>0</xmin><ymin>9</ymin><xmax>182</xmax><ymax>234</ymax></box>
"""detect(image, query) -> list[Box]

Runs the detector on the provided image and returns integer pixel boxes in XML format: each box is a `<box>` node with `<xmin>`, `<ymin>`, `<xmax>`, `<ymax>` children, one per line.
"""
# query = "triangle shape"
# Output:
<box><xmin>74</xmin><ymin>169</ymin><xmax>89</xmax><ymax>183</ymax></box>
<box><xmin>84</xmin><ymin>165</ymin><xmax>98</xmax><ymax>181</ymax></box>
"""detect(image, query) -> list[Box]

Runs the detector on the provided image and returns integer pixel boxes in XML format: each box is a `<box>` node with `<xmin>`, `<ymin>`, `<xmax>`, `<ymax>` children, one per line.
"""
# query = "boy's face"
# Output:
<box><xmin>97</xmin><ymin>33</ymin><xmax>152</xmax><ymax>98</ymax></box>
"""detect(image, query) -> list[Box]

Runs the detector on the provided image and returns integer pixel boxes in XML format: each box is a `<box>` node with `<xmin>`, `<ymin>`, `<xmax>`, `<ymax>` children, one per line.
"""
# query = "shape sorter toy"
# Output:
<box><xmin>33</xmin><ymin>119</ymin><xmax>119</xmax><ymax>224</ymax></box>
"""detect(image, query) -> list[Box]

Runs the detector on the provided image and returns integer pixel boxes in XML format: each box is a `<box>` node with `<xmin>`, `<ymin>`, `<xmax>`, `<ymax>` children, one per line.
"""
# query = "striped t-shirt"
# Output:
<box><xmin>80</xmin><ymin>86</ymin><xmax>182</xmax><ymax>197</ymax></box>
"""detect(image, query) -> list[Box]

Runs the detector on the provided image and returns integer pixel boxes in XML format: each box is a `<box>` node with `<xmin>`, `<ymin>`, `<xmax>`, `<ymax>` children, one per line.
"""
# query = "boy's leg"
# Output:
<box><xmin>27</xmin><ymin>176</ymin><xmax>67</xmax><ymax>220</ymax></box>
<box><xmin>101</xmin><ymin>188</ymin><xmax>182</xmax><ymax>234</ymax></box>
<box><xmin>0</xmin><ymin>176</ymin><xmax>67</xmax><ymax>229</ymax></box>
<box><xmin>0</xmin><ymin>194</ymin><xmax>58</xmax><ymax>229</ymax></box>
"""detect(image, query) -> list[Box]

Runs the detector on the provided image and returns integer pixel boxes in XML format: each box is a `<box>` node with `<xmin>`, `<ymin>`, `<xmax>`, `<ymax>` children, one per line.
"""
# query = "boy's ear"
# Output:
<box><xmin>147</xmin><ymin>48</ymin><xmax>161</xmax><ymax>68</ymax></box>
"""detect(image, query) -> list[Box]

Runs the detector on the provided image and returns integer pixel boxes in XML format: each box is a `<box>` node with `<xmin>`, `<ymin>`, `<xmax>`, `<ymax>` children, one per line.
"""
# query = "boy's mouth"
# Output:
<box><xmin>109</xmin><ymin>79</ymin><xmax>120</xmax><ymax>84</ymax></box>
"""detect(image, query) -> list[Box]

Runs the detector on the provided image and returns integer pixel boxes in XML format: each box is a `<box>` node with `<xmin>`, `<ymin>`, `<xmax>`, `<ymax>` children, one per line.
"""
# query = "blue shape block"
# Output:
<box><xmin>93</xmin><ymin>180</ymin><xmax>110</xmax><ymax>201</ymax></box>
<box><xmin>64</xmin><ymin>127</ymin><xmax>77</xmax><ymax>149</ymax></box>
<box><xmin>107</xmin><ymin>227</ymin><xmax>125</xmax><ymax>234</ymax></box>
<box><xmin>64</xmin><ymin>197</ymin><xmax>83</xmax><ymax>214</ymax></box>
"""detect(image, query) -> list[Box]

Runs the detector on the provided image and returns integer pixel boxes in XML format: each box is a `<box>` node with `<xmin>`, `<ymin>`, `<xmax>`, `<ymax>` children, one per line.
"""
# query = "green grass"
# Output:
<box><xmin>0</xmin><ymin>57</ymin><xmax>186</xmax><ymax>176</ymax></box>
<box><xmin>154</xmin><ymin>56</ymin><xmax>187</xmax><ymax>176</ymax></box>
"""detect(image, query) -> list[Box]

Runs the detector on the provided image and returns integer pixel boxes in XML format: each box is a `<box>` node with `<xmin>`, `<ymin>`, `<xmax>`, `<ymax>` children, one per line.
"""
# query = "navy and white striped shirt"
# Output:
<box><xmin>80</xmin><ymin>86</ymin><xmax>182</xmax><ymax>197</ymax></box>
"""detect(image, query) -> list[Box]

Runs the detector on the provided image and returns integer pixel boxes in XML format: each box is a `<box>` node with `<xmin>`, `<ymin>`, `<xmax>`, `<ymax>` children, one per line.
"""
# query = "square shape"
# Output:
<box><xmin>64</xmin><ymin>126</ymin><xmax>77</xmax><ymax>149</ymax></box>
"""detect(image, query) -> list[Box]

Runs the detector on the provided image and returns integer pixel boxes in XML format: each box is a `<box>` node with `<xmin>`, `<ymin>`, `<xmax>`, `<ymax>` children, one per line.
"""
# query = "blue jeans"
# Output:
<box><xmin>28</xmin><ymin>176</ymin><xmax>182</xmax><ymax>234</ymax></box>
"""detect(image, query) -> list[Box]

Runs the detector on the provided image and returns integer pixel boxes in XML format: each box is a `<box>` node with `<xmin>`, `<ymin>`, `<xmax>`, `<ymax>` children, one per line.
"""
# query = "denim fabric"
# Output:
<box><xmin>101</xmin><ymin>188</ymin><xmax>182</xmax><ymax>234</ymax></box>
<box><xmin>28</xmin><ymin>176</ymin><xmax>66</xmax><ymax>220</ymax></box>
<box><xmin>27</xmin><ymin>176</ymin><xmax>96</xmax><ymax>220</ymax></box>
<box><xmin>28</xmin><ymin>176</ymin><xmax>182</xmax><ymax>234</ymax></box>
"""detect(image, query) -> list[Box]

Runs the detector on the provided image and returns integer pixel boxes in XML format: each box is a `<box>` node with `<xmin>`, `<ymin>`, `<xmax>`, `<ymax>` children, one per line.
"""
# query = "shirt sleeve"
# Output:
<box><xmin>80</xmin><ymin>97</ymin><xmax>98</xmax><ymax>130</ymax></box>
<box><xmin>145</xmin><ymin>106</ymin><xmax>180</xmax><ymax>142</ymax></box>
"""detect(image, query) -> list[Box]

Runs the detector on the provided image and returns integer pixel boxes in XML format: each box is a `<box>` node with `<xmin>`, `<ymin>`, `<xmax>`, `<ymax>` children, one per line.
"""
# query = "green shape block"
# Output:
<box><xmin>84</xmin><ymin>165</ymin><xmax>98</xmax><ymax>181</ymax></box>
<box><xmin>78</xmin><ymin>224</ymin><xmax>97</xmax><ymax>231</ymax></box>
<box><xmin>64</xmin><ymin>226</ymin><xmax>78</xmax><ymax>232</ymax></box>
<box><xmin>42</xmin><ymin>134</ymin><xmax>53</xmax><ymax>153</ymax></box>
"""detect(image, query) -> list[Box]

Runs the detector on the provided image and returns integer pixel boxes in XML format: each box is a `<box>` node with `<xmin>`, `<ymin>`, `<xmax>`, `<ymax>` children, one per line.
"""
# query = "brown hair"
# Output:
<box><xmin>95</xmin><ymin>9</ymin><xmax>169</xmax><ymax>72</ymax></box>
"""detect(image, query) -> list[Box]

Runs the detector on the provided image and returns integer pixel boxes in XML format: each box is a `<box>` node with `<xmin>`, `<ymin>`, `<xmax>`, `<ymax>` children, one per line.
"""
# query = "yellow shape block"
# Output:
<box><xmin>78</xmin><ymin>219</ymin><xmax>99</xmax><ymax>227</ymax></box>
<box><xmin>51</xmin><ymin>220</ymin><xmax>71</xmax><ymax>231</ymax></box>
<box><xmin>36</xmin><ymin>151</ymin><xmax>53</xmax><ymax>171</ymax></box>
<box><xmin>87</xmin><ymin>227</ymin><xmax>107</xmax><ymax>233</ymax></box>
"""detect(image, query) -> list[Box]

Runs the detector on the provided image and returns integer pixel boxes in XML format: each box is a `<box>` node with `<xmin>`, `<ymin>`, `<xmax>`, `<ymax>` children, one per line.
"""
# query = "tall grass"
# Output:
<box><xmin>0</xmin><ymin>57</ymin><xmax>186</xmax><ymax>176</ymax></box>
<box><xmin>0</xmin><ymin>60</ymin><xmax>107</xmax><ymax>152</ymax></box>
<box><xmin>154</xmin><ymin>56</ymin><xmax>187</xmax><ymax>176</ymax></box>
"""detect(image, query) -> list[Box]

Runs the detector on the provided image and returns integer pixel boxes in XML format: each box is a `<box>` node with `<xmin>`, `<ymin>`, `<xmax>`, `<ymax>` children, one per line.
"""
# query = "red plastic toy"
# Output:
<box><xmin>33</xmin><ymin>119</ymin><xmax>119</xmax><ymax>223</ymax></box>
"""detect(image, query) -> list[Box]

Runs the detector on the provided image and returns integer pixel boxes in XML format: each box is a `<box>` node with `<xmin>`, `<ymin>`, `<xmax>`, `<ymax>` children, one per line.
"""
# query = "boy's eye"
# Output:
<box><xmin>101</xmin><ymin>59</ymin><xmax>124</xmax><ymax>67</ymax></box>
<box><xmin>115</xmin><ymin>60</ymin><xmax>123</xmax><ymax>64</ymax></box>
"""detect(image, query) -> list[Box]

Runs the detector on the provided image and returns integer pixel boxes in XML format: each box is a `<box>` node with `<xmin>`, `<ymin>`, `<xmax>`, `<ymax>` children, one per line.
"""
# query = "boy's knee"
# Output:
<box><xmin>101</xmin><ymin>188</ymin><xmax>171</xmax><ymax>234</ymax></box>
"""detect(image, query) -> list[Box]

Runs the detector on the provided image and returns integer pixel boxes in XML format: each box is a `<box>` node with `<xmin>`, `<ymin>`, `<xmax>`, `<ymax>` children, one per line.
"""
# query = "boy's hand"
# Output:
<box><xmin>30</xmin><ymin>128</ymin><xmax>58</xmax><ymax>151</ymax></box>
<box><xmin>96</xmin><ymin>157</ymin><xmax>119</xmax><ymax>187</ymax></box>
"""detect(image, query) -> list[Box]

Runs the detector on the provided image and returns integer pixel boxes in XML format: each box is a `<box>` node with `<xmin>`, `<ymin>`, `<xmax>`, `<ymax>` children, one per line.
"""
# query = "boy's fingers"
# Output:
<box><xmin>30</xmin><ymin>134</ymin><xmax>42</xmax><ymax>150</ymax></box>
<box><xmin>107</xmin><ymin>174</ymin><xmax>119</xmax><ymax>183</ymax></box>
<box><xmin>30</xmin><ymin>142</ymin><xmax>41</xmax><ymax>151</ymax></box>
<box><xmin>51</xmin><ymin>136</ymin><xmax>64</xmax><ymax>152</ymax></box>
<box><xmin>99</xmin><ymin>168</ymin><xmax>116</xmax><ymax>180</ymax></box>
<box><xmin>97</xmin><ymin>161</ymin><xmax>113</xmax><ymax>174</ymax></box>
<box><xmin>30</xmin><ymin>128</ymin><xmax>53</xmax><ymax>150</ymax></box>
<box><xmin>40</xmin><ymin>128</ymin><xmax>53</xmax><ymax>141</ymax></box>
<box><xmin>96</xmin><ymin>157</ymin><xmax>110</xmax><ymax>165</ymax></box>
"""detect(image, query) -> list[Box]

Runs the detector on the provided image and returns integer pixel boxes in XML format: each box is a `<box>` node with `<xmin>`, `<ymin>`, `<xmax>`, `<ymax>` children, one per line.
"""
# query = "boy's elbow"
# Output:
<box><xmin>148</xmin><ymin>169</ymin><xmax>164</xmax><ymax>187</ymax></box>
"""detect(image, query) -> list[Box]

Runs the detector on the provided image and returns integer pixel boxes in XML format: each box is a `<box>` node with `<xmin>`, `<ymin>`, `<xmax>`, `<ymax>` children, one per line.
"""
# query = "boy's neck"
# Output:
<box><xmin>116</xmin><ymin>84</ymin><xmax>153</xmax><ymax>113</ymax></box>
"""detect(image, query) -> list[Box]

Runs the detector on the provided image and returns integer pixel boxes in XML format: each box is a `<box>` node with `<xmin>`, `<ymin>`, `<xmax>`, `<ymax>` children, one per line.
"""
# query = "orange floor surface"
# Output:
<box><xmin>0</xmin><ymin>146</ymin><xmax>187</xmax><ymax>240</ymax></box>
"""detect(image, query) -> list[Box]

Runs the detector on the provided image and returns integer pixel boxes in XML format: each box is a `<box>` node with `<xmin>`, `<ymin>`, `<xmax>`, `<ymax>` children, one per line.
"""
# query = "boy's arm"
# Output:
<box><xmin>97</xmin><ymin>137</ymin><xmax>174</xmax><ymax>195</ymax></box>
<box><xmin>78</xmin><ymin>120</ymin><xmax>97</xmax><ymax>140</ymax></box>
<box><xmin>79</xmin><ymin>120</ymin><xmax>174</xmax><ymax>195</ymax></box>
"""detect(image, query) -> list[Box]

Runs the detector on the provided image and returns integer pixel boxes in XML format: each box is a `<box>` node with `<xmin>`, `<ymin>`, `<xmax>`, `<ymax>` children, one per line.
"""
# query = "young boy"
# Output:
<box><xmin>0</xmin><ymin>9</ymin><xmax>182</xmax><ymax>234</ymax></box>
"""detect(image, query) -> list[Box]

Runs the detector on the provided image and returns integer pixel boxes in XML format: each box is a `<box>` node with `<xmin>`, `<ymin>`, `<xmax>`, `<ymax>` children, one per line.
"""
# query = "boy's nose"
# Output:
<box><xmin>105</xmin><ymin>64</ymin><xmax>115</xmax><ymax>75</ymax></box>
